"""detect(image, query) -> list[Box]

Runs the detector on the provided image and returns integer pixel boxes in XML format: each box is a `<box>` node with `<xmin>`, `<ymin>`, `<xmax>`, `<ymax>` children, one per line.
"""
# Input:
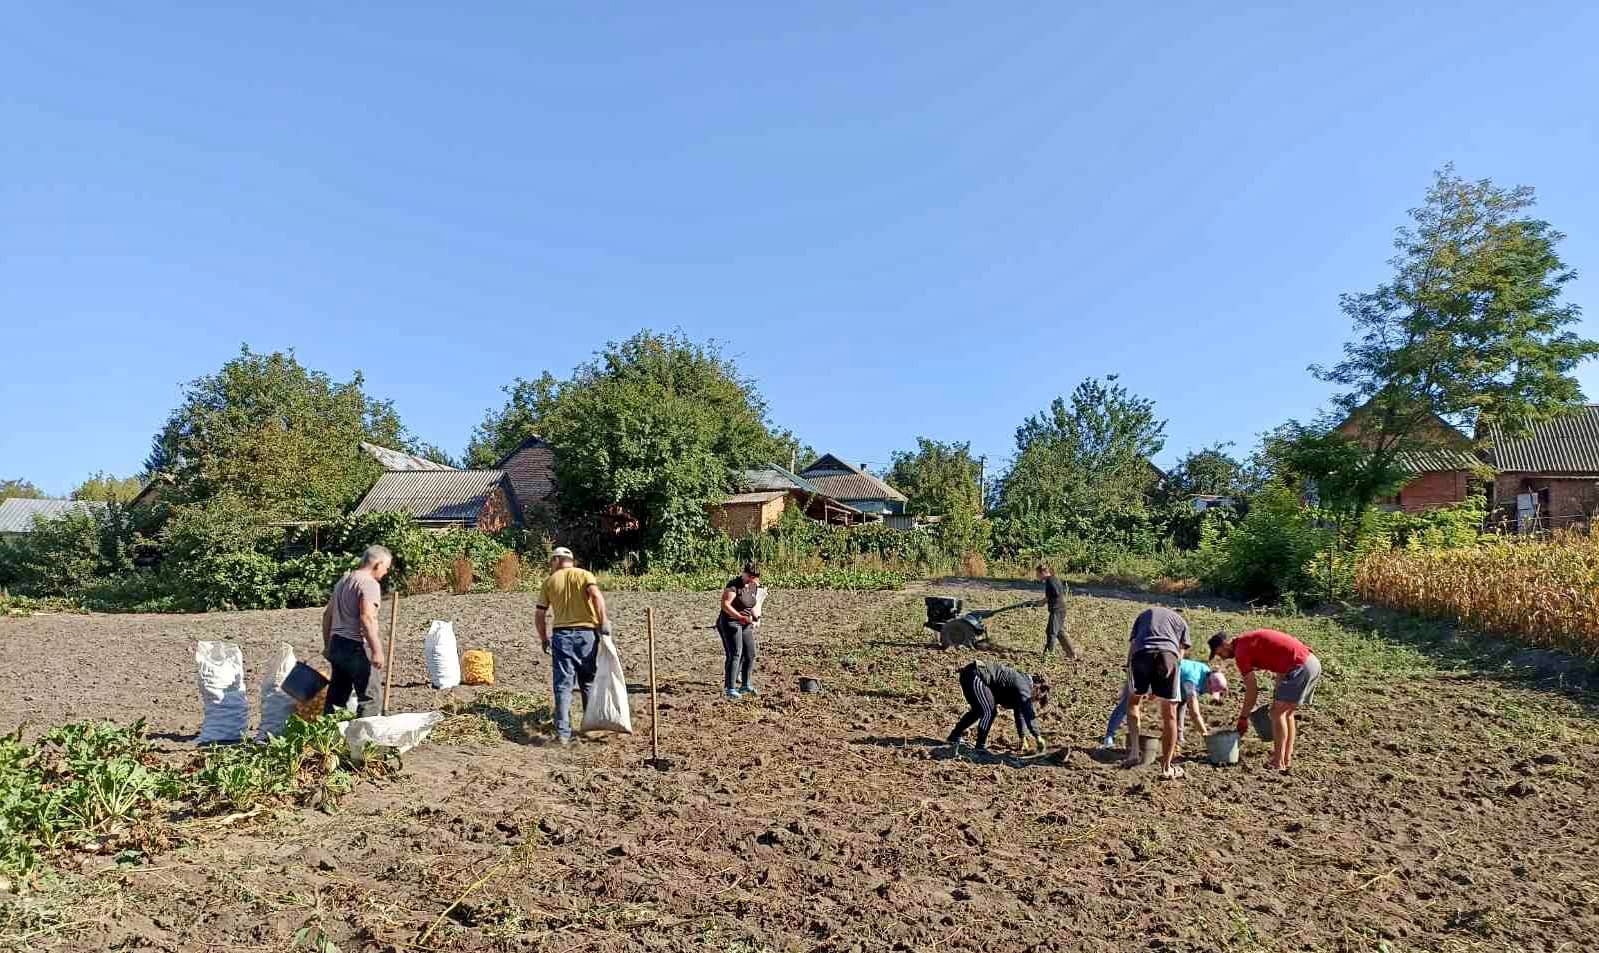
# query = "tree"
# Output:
<box><xmin>886</xmin><ymin>438</ymin><xmax>984</xmax><ymax>517</ymax></box>
<box><xmin>71</xmin><ymin>472</ymin><xmax>144</xmax><ymax>503</ymax></box>
<box><xmin>0</xmin><ymin>479</ymin><xmax>42</xmax><ymax>502</ymax></box>
<box><xmin>534</xmin><ymin>331</ymin><xmax>797</xmax><ymax>568</ymax></box>
<box><xmin>146</xmin><ymin>346</ymin><xmax>416</xmax><ymax>521</ymax></box>
<box><xmin>465</xmin><ymin>373</ymin><xmax>560</xmax><ymax>468</ymax></box>
<box><xmin>1313</xmin><ymin>166</ymin><xmax>1597</xmax><ymax>522</ymax></box>
<box><xmin>1161</xmin><ymin>444</ymin><xmax>1247</xmax><ymax>501</ymax></box>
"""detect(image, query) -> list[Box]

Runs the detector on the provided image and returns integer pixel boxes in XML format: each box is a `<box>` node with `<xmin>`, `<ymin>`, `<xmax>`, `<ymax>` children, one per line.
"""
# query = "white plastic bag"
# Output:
<box><xmin>256</xmin><ymin>643</ymin><xmax>299</xmax><ymax>740</ymax></box>
<box><xmin>753</xmin><ymin>586</ymin><xmax>768</xmax><ymax>624</ymax></box>
<box><xmin>340</xmin><ymin>711</ymin><xmax>443</xmax><ymax>764</ymax></box>
<box><xmin>581</xmin><ymin>633</ymin><xmax>633</xmax><ymax>734</ymax></box>
<box><xmin>195</xmin><ymin>640</ymin><xmax>248</xmax><ymax>744</ymax></box>
<box><xmin>423</xmin><ymin>620</ymin><xmax>461</xmax><ymax>690</ymax></box>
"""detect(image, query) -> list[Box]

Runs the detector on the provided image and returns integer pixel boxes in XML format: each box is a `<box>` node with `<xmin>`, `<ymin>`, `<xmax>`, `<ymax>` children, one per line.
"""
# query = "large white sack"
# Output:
<box><xmin>423</xmin><ymin>620</ymin><xmax>461</xmax><ymax>690</ymax></box>
<box><xmin>256</xmin><ymin>643</ymin><xmax>299</xmax><ymax>740</ymax></box>
<box><xmin>581</xmin><ymin>633</ymin><xmax>633</xmax><ymax>734</ymax></box>
<box><xmin>195</xmin><ymin>640</ymin><xmax>248</xmax><ymax>744</ymax></box>
<box><xmin>341</xmin><ymin>711</ymin><xmax>443</xmax><ymax>764</ymax></box>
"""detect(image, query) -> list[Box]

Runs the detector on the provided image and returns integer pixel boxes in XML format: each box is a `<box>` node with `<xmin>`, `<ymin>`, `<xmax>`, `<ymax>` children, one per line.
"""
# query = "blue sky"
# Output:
<box><xmin>3</xmin><ymin>3</ymin><xmax>1597</xmax><ymax>494</ymax></box>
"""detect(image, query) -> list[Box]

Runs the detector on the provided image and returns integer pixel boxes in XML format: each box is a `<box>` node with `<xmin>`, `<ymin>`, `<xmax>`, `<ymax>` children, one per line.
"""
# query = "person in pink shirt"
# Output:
<box><xmin>1209</xmin><ymin>629</ymin><xmax>1321</xmax><ymax>771</ymax></box>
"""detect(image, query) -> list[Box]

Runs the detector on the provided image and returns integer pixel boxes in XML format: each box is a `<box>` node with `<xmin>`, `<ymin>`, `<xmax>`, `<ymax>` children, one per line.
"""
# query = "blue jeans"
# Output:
<box><xmin>550</xmin><ymin>627</ymin><xmax>599</xmax><ymax>740</ymax></box>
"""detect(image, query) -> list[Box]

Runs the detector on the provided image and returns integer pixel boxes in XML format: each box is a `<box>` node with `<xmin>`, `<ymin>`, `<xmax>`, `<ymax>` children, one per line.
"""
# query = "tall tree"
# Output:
<box><xmin>1313</xmin><ymin>166</ymin><xmax>1596</xmax><ymax>520</ymax></box>
<box><xmin>887</xmin><ymin>438</ymin><xmax>984</xmax><ymax>517</ymax></box>
<box><xmin>1160</xmin><ymin>444</ymin><xmax>1248</xmax><ymax>500</ymax></box>
<box><xmin>71</xmin><ymin>472</ymin><xmax>145</xmax><ymax>503</ymax></box>
<box><xmin>998</xmin><ymin>375</ymin><xmax>1166</xmax><ymax>519</ymax></box>
<box><xmin>465</xmin><ymin>373</ymin><xmax>560</xmax><ymax>468</ymax></box>
<box><xmin>0</xmin><ymin>479</ymin><xmax>43</xmax><ymax>502</ymax></box>
<box><xmin>146</xmin><ymin>346</ymin><xmax>415</xmax><ymax>520</ymax></box>
<box><xmin>535</xmin><ymin>331</ymin><xmax>796</xmax><ymax>568</ymax></box>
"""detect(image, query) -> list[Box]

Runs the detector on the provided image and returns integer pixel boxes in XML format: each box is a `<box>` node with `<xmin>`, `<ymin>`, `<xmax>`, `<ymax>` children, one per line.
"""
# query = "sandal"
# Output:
<box><xmin>1160</xmin><ymin>765</ymin><xmax>1186</xmax><ymax>781</ymax></box>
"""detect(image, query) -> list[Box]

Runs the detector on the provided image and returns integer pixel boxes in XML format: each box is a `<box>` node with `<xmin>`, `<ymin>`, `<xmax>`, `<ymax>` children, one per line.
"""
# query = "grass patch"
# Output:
<box><xmin>438</xmin><ymin>690</ymin><xmax>551</xmax><ymax>745</ymax></box>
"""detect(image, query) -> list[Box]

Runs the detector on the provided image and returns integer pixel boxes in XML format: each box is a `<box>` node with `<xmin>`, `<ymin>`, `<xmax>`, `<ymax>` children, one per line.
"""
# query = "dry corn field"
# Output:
<box><xmin>1357</xmin><ymin>532</ymin><xmax>1599</xmax><ymax>656</ymax></box>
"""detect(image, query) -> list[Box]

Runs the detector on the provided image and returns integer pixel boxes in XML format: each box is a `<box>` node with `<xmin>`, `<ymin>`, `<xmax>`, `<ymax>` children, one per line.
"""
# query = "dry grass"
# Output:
<box><xmin>451</xmin><ymin>557</ymin><xmax>474</xmax><ymax>595</ymax></box>
<box><xmin>493</xmin><ymin>552</ymin><xmax>521</xmax><ymax>592</ymax></box>
<box><xmin>1357</xmin><ymin>531</ymin><xmax>1599</xmax><ymax>656</ymax></box>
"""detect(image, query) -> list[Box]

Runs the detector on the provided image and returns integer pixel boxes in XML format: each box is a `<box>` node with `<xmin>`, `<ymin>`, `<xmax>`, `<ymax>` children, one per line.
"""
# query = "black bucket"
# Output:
<box><xmin>282</xmin><ymin>661</ymin><xmax>329</xmax><ymax>703</ymax></box>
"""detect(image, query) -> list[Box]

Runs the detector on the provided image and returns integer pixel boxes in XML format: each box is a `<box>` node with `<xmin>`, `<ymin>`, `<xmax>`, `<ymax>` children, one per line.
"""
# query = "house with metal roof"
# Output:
<box><xmin>351</xmin><ymin>470</ymin><xmax>515</xmax><ymax>531</ymax></box>
<box><xmin>798</xmin><ymin>454</ymin><xmax>908</xmax><ymax>516</ymax></box>
<box><xmin>708</xmin><ymin>464</ymin><xmax>864</xmax><ymax>539</ymax></box>
<box><xmin>1337</xmin><ymin>408</ymin><xmax>1484</xmax><ymax>512</ymax></box>
<box><xmin>1482</xmin><ymin>405</ymin><xmax>1599</xmax><ymax>532</ymax></box>
<box><xmin>359</xmin><ymin>442</ymin><xmax>456</xmax><ymax>472</ymax></box>
<box><xmin>0</xmin><ymin>498</ymin><xmax>108</xmax><ymax>540</ymax></box>
<box><xmin>494</xmin><ymin>436</ymin><xmax>558</xmax><ymax>524</ymax></box>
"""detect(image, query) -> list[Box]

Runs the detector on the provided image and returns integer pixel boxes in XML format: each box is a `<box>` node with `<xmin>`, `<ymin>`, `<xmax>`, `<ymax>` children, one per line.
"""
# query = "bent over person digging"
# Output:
<box><xmin>946</xmin><ymin>661</ymin><xmax>1051</xmax><ymax>755</ymax></box>
<box><xmin>1210</xmin><ymin>628</ymin><xmax>1321</xmax><ymax>772</ymax></box>
<box><xmin>1121</xmin><ymin>606</ymin><xmax>1191</xmax><ymax>780</ymax></box>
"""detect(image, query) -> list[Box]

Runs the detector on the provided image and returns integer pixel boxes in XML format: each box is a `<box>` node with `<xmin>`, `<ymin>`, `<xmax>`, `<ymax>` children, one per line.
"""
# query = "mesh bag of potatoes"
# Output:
<box><xmin>461</xmin><ymin>649</ymin><xmax>495</xmax><ymax>686</ymax></box>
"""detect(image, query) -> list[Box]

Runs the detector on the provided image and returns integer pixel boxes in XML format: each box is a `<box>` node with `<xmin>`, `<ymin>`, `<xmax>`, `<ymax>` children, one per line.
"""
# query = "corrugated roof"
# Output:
<box><xmin>496</xmin><ymin>437</ymin><xmax>557</xmax><ymax>514</ymax></box>
<box><xmin>1396</xmin><ymin>449</ymin><xmax>1482</xmax><ymax>474</ymax></box>
<box><xmin>352</xmin><ymin>470</ymin><xmax>506</xmax><ymax>524</ymax></box>
<box><xmin>360</xmin><ymin>442</ymin><xmax>455</xmax><ymax>471</ymax></box>
<box><xmin>0</xmin><ymin>498</ymin><xmax>107</xmax><ymax>534</ymax></box>
<box><xmin>1483</xmin><ymin>406</ymin><xmax>1599</xmax><ymax>473</ymax></box>
<box><xmin>722</xmin><ymin>490</ymin><xmax>788</xmax><ymax>505</ymax></box>
<box><xmin>799</xmin><ymin>454</ymin><xmax>908</xmax><ymax>503</ymax></box>
<box><xmin>739</xmin><ymin>464</ymin><xmax>823</xmax><ymax>495</ymax></box>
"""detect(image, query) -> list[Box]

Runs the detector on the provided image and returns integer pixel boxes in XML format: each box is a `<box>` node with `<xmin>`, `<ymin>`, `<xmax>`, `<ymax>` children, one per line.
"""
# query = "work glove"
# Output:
<box><xmin>1032</xmin><ymin>734</ymin><xmax>1047</xmax><ymax>753</ymax></box>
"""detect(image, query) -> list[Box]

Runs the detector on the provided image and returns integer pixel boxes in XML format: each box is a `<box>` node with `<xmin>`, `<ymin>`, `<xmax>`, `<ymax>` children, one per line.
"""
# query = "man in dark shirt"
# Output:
<box><xmin>947</xmin><ymin>661</ymin><xmax>1051</xmax><ymax>754</ymax></box>
<box><xmin>1121</xmin><ymin>606</ymin><xmax>1192</xmax><ymax>779</ymax></box>
<box><xmin>1036</xmin><ymin>563</ymin><xmax>1074</xmax><ymax>657</ymax></box>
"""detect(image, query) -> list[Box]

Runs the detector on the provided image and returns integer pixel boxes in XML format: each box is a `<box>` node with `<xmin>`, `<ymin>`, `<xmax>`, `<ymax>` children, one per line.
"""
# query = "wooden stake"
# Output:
<box><xmin>382</xmin><ymin>590</ymin><xmax>400</xmax><ymax>716</ymax></box>
<box><xmin>648</xmin><ymin>607</ymin><xmax>660</xmax><ymax>763</ymax></box>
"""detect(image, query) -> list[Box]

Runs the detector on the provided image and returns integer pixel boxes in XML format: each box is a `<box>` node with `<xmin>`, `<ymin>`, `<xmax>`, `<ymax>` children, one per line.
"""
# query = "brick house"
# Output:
<box><xmin>1482</xmin><ymin>406</ymin><xmax>1599</xmax><ymax>532</ymax></box>
<box><xmin>1337</xmin><ymin>409</ymin><xmax>1481</xmax><ymax>512</ymax></box>
<box><xmin>352</xmin><ymin>470</ymin><xmax>516</xmax><ymax>532</ymax></box>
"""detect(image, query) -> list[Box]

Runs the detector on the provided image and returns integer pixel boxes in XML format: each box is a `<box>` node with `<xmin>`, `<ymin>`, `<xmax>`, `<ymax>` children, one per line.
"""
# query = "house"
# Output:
<box><xmin>708</xmin><ymin>465</ymin><xmax>863</xmax><ymax>539</ymax></box>
<box><xmin>0</xmin><ymin>498</ymin><xmax>108</xmax><ymax>541</ymax></box>
<box><xmin>351</xmin><ymin>470</ymin><xmax>516</xmax><ymax>532</ymax></box>
<box><xmin>1482</xmin><ymin>406</ymin><xmax>1599</xmax><ymax>532</ymax></box>
<box><xmin>494</xmin><ymin>436</ymin><xmax>558</xmax><ymax>525</ymax></box>
<box><xmin>798</xmin><ymin>454</ymin><xmax>908</xmax><ymax>516</ymax></box>
<box><xmin>1337</xmin><ymin>408</ymin><xmax>1481</xmax><ymax>512</ymax></box>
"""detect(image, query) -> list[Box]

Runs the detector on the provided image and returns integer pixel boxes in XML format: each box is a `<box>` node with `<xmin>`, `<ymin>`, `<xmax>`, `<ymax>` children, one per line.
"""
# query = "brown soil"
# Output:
<box><xmin>3</xmin><ymin>587</ymin><xmax>1598</xmax><ymax>952</ymax></box>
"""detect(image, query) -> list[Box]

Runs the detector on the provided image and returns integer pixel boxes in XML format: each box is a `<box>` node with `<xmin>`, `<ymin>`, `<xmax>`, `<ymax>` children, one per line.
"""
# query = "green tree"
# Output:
<box><xmin>534</xmin><ymin>331</ymin><xmax>797</xmax><ymax>568</ymax></box>
<box><xmin>71</xmin><ymin>472</ymin><xmax>145</xmax><ymax>503</ymax></box>
<box><xmin>1161</xmin><ymin>444</ymin><xmax>1247</xmax><ymax>500</ymax></box>
<box><xmin>1313</xmin><ymin>166</ymin><xmax>1597</xmax><ymax>522</ymax></box>
<box><xmin>146</xmin><ymin>347</ymin><xmax>415</xmax><ymax>521</ymax></box>
<box><xmin>465</xmin><ymin>373</ymin><xmax>560</xmax><ymax>468</ymax></box>
<box><xmin>0</xmin><ymin>479</ymin><xmax>42</xmax><ymax>502</ymax></box>
<box><xmin>886</xmin><ymin>438</ymin><xmax>984</xmax><ymax>517</ymax></box>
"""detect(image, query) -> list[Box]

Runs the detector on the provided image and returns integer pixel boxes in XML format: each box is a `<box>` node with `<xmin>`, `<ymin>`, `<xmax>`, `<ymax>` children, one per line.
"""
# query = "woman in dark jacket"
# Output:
<box><xmin>947</xmin><ymin>661</ymin><xmax>1051</xmax><ymax>754</ymax></box>
<box><xmin>716</xmin><ymin>564</ymin><xmax>762</xmax><ymax>699</ymax></box>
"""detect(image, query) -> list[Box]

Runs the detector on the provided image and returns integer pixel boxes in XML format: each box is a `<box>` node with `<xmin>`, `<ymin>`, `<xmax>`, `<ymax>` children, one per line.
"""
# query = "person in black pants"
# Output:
<box><xmin>716</xmin><ymin>564</ymin><xmax>762</xmax><ymax>699</ymax></box>
<box><xmin>321</xmin><ymin>545</ymin><xmax>392</xmax><ymax>717</ymax></box>
<box><xmin>1036</xmin><ymin>563</ymin><xmax>1074</xmax><ymax>657</ymax></box>
<box><xmin>947</xmin><ymin>661</ymin><xmax>1051</xmax><ymax>754</ymax></box>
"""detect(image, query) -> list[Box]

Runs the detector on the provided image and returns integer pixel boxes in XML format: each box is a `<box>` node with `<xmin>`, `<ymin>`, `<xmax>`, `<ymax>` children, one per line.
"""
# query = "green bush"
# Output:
<box><xmin>1203</xmin><ymin>484</ymin><xmax>1321</xmax><ymax>603</ymax></box>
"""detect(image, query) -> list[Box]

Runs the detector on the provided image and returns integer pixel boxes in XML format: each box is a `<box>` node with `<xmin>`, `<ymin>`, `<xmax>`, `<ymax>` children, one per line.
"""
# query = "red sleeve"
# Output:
<box><xmin>1233</xmin><ymin>635</ymin><xmax>1254</xmax><ymax>676</ymax></box>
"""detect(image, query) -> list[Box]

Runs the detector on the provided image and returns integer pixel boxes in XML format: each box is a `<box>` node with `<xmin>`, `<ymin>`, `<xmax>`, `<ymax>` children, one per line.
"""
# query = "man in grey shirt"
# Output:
<box><xmin>321</xmin><ymin>545</ymin><xmax>392</xmax><ymax>717</ymax></box>
<box><xmin>1121</xmin><ymin>606</ymin><xmax>1191</xmax><ymax>779</ymax></box>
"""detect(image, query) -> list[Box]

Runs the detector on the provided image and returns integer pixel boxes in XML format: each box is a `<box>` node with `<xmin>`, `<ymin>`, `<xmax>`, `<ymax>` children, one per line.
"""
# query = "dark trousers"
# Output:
<box><xmin>326</xmin><ymin>638</ymin><xmax>382</xmax><ymax>717</ymax></box>
<box><xmin>1044</xmin><ymin>606</ymin><xmax>1074</xmax><ymax>656</ymax></box>
<box><xmin>948</xmin><ymin>662</ymin><xmax>997</xmax><ymax>749</ymax></box>
<box><xmin>717</xmin><ymin>618</ymin><xmax>757</xmax><ymax>690</ymax></box>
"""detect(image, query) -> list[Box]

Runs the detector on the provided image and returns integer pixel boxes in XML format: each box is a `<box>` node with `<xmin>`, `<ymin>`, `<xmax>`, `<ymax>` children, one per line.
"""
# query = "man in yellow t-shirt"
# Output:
<box><xmin>535</xmin><ymin>547</ymin><xmax>609</xmax><ymax>745</ymax></box>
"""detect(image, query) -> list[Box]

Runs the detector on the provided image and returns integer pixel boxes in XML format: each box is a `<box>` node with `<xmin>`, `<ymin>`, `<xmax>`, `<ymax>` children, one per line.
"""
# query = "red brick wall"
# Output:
<box><xmin>475</xmin><ymin>485</ymin><xmax>514</xmax><ymax>533</ymax></box>
<box><xmin>1397</xmin><ymin>470</ymin><xmax>1471</xmax><ymax>512</ymax></box>
<box><xmin>1493</xmin><ymin>474</ymin><xmax>1599</xmax><ymax>526</ymax></box>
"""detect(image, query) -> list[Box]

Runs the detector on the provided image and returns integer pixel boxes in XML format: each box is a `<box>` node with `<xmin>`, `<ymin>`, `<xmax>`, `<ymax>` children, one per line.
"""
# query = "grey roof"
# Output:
<box><xmin>799</xmin><ymin>454</ymin><xmax>907</xmax><ymax>503</ymax></box>
<box><xmin>359</xmin><ymin>442</ymin><xmax>456</xmax><ymax>471</ymax></box>
<box><xmin>496</xmin><ymin>436</ymin><xmax>557</xmax><ymax>514</ymax></box>
<box><xmin>1483</xmin><ymin>406</ymin><xmax>1599</xmax><ymax>473</ymax></box>
<box><xmin>352</xmin><ymin>470</ymin><xmax>506</xmax><ymax>524</ymax></box>
<box><xmin>723</xmin><ymin>490</ymin><xmax>789</xmax><ymax>505</ymax></box>
<box><xmin>739</xmin><ymin>464</ymin><xmax>824</xmax><ymax>495</ymax></box>
<box><xmin>0</xmin><ymin>498</ymin><xmax>107</xmax><ymax>534</ymax></box>
<box><xmin>1396</xmin><ymin>448</ymin><xmax>1482</xmax><ymax>474</ymax></box>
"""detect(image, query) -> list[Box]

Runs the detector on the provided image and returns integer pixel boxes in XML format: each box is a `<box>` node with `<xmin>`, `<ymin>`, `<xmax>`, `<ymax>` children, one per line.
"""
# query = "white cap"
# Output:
<box><xmin>551</xmin><ymin>547</ymin><xmax>575</xmax><ymax>560</ymax></box>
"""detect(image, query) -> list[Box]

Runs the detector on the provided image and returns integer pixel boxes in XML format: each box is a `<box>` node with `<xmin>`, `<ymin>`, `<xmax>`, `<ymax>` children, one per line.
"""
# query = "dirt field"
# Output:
<box><xmin>3</xmin><ymin>583</ymin><xmax>1599</xmax><ymax>952</ymax></box>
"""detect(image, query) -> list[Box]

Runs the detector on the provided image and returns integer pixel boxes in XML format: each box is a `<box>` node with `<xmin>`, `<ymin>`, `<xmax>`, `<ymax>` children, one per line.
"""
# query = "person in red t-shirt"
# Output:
<box><xmin>1209</xmin><ymin>629</ymin><xmax>1321</xmax><ymax>771</ymax></box>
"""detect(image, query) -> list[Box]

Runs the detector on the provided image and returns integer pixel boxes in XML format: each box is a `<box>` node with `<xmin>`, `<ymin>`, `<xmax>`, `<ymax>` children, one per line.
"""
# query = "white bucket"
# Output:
<box><xmin>1206</xmin><ymin>729</ymin><xmax>1240</xmax><ymax>766</ymax></box>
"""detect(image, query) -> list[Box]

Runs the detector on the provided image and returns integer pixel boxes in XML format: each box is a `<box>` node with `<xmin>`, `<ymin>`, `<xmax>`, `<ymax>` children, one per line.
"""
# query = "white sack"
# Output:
<box><xmin>423</xmin><ymin>620</ymin><xmax>461</xmax><ymax>690</ymax></box>
<box><xmin>195</xmin><ymin>640</ymin><xmax>248</xmax><ymax>744</ymax></box>
<box><xmin>340</xmin><ymin>711</ymin><xmax>443</xmax><ymax>764</ymax></box>
<box><xmin>256</xmin><ymin>642</ymin><xmax>299</xmax><ymax>740</ymax></box>
<box><xmin>581</xmin><ymin>633</ymin><xmax>633</xmax><ymax>734</ymax></box>
<box><xmin>753</xmin><ymin>586</ymin><xmax>768</xmax><ymax>622</ymax></box>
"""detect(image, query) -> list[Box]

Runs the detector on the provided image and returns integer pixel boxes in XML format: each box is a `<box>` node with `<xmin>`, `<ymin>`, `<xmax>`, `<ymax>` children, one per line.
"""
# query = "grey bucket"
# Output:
<box><xmin>1137</xmin><ymin>735</ymin><xmax>1161</xmax><ymax>766</ymax></box>
<box><xmin>1249</xmin><ymin>705</ymin><xmax>1274</xmax><ymax>741</ymax></box>
<box><xmin>1206</xmin><ymin>730</ymin><xmax>1240</xmax><ymax>766</ymax></box>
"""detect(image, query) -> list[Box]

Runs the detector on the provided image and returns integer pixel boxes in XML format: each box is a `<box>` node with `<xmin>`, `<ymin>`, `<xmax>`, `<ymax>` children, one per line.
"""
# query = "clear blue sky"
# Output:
<box><xmin>4</xmin><ymin>3</ymin><xmax>1597</xmax><ymax>494</ymax></box>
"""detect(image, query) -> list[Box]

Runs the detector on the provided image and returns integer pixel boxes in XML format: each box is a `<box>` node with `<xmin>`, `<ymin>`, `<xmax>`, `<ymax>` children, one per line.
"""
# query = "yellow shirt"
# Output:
<box><xmin>540</xmin><ymin>567</ymin><xmax>600</xmax><ymax>629</ymax></box>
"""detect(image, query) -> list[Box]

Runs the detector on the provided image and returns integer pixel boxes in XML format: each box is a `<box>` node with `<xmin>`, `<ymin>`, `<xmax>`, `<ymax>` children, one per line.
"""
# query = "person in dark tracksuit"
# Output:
<box><xmin>1036</xmin><ymin>563</ymin><xmax>1073</xmax><ymax>657</ymax></box>
<box><xmin>717</xmin><ymin>564</ymin><xmax>762</xmax><ymax>699</ymax></box>
<box><xmin>947</xmin><ymin>661</ymin><xmax>1052</xmax><ymax>754</ymax></box>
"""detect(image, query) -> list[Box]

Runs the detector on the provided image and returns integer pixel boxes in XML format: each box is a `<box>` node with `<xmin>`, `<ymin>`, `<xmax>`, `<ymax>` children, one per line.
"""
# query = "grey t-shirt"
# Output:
<box><xmin>329</xmin><ymin>571</ymin><xmax>381</xmax><ymax>642</ymax></box>
<box><xmin>1129</xmin><ymin>607</ymin><xmax>1190</xmax><ymax>656</ymax></box>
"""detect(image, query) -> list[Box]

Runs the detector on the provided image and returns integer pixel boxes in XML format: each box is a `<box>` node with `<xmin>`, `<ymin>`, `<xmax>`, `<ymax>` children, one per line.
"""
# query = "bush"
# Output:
<box><xmin>1204</xmin><ymin>484</ymin><xmax>1321</xmax><ymax>603</ymax></box>
<box><xmin>494</xmin><ymin>552</ymin><xmax>521</xmax><ymax>592</ymax></box>
<box><xmin>451</xmin><ymin>556</ymin><xmax>474</xmax><ymax>595</ymax></box>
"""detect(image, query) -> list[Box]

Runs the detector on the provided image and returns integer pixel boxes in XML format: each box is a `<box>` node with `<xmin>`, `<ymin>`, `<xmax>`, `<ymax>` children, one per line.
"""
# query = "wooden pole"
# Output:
<box><xmin>648</xmin><ymin>607</ymin><xmax>659</xmax><ymax>762</ymax></box>
<box><xmin>382</xmin><ymin>590</ymin><xmax>400</xmax><ymax>716</ymax></box>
